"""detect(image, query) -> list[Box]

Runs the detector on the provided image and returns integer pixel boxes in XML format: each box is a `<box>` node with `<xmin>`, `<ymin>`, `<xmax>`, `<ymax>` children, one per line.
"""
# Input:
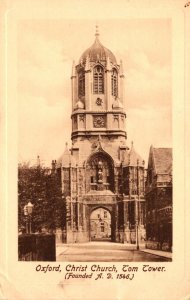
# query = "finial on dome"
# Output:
<box><xmin>95</xmin><ymin>24</ymin><xmax>100</xmax><ymax>38</ymax></box>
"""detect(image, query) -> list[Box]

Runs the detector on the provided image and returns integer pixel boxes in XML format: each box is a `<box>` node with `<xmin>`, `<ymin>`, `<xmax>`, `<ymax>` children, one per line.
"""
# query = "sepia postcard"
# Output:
<box><xmin>0</xmin><ymin>0</ymin><xmax>190</xmax><ymax>299</ymax></box>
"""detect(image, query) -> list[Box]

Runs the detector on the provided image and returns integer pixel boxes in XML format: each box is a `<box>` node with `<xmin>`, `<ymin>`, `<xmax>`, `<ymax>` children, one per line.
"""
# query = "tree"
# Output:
<box><xmin>18</xmin><ymin>162</ymin><xmax>67</xmax><ymax>233</ymax></box>
<box><xmin>46</xmin><ymin>169</ymin><xmax>67</xmax><ymax>230</ymax></box>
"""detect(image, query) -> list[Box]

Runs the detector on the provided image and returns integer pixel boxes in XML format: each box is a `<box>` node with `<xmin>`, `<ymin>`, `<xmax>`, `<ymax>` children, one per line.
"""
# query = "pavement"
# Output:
<box><xmin>141</xmin><ymin>248</ymin><xmax>172</xmax><ymax>259</ymax></box>
<box><xmin>56</xmin><ymin>241</ymin><xmax>172</xmax><ymax>262</ymax></box>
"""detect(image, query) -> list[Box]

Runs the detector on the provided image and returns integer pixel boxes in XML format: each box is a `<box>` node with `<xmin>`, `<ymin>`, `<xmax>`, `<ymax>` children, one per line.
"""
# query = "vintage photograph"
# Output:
<box><xmin>18</xmin><ymin>19</ymin><xmax>172</xmax><ymax>262</ymax></box>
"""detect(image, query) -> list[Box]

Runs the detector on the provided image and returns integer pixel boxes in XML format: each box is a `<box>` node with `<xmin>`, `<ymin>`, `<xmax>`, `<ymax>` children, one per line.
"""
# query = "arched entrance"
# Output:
<box><xmin>90</xmin><ymin>207</ymin><xmax>112</xmax><ymax>241</ymax></box>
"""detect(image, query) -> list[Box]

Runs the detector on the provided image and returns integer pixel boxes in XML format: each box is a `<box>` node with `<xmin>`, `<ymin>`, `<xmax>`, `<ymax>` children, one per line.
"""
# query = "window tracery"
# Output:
<box><xmin>93</xmin><ymin>65</ymin><xmax>104</xmax><ymax>94</ymax></box>
<box><xmin>111</xmin><ymin>69</ymin><xmax>118</xmax><ymax>97</ymax></box>
<box><xmin>78</xmin><ymin>70</ymin><xmax>85</xmax><ymax>96</ymax></box>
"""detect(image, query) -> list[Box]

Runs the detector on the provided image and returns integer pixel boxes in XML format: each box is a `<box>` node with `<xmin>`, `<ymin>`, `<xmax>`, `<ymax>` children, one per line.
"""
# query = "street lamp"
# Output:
<box><xmin>24</xmin><ymin>201</ymin><xmax>34</xmax><ymax>234</ymax></box>
<box><xmin>136</xmin><ymin>159</ymin><xmax>140</xmax><ymax>250</ymax></box>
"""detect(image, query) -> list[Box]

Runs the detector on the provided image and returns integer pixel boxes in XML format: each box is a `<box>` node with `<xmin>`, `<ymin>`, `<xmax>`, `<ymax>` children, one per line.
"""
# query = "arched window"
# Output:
<box><xmin>111</xmin><ymin>69</ymin><xmax>118</xmax><ymax>97</ymax></box>
<box><xmin>78</xmin><ymin>70</ymin><xmax>85</xmax><ymax>96</ymax></box>
<box><xmin>93</xmin><ymin>65</ymin><xmax>104</xmax><ymax>94</ymax></box>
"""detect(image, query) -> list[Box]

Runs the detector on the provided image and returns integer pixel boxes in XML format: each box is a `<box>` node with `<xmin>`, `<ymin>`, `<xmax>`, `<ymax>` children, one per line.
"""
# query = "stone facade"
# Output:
<box><xmin>55</xmin><ymin>28</ymin><xmax>146</xmax><ymax>243</ymax></box>
<box><xmin>145</xmin><ymin>146</ymin><xmax>172</xmax><ymax>251</ymax></box>
<box><xmin>90</xmin><ymin>208</ymin><xmax>111</xmax><ymax>240</ymax></box>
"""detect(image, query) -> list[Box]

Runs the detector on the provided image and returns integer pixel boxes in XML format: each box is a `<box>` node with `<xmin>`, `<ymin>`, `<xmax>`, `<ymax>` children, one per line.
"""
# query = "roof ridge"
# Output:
<box><xmin>154</xmin><ymin>147</ymin><xmax>172</xmax><ymax>150</ymax></box>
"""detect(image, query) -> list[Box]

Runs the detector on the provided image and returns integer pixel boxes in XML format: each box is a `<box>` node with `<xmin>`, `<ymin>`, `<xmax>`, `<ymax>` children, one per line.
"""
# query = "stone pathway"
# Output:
<box><xmin>56</xmin><ymin>242</ymin><xmax>172</xmax><ymax>262</ymax></box>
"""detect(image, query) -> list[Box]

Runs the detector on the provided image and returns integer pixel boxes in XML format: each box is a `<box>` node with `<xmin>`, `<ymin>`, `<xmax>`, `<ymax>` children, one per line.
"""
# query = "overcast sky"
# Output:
<box><xmin>18</xmin><ymin>19</ymin><xmax>172</xmax><ymax>167</ymax></box>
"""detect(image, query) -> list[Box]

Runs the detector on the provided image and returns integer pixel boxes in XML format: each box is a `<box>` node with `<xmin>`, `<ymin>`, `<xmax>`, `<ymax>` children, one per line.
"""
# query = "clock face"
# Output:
<box><xmin>93</xmin><ymin>116</ymin><xmax>106</xmax><ymax>128</ymax></box>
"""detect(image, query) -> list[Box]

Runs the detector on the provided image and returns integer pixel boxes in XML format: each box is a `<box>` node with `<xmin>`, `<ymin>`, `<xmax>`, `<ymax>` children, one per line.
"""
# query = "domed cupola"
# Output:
<box><xmin>71</xmin><ymin>26</ymin><xmax>126</xmax><ymax>142</ymax></box>
<box><xmin>79</xmin><ymin>26</ymin><xmax>117</xmax><ymax>66</ymax></box>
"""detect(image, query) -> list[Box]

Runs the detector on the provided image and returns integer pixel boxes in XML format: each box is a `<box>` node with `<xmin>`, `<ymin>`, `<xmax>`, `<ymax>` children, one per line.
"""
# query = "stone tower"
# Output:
<box><xmin>55</xmin><ymin>27</ymin><xmax>146</xmax><ymax>243</ymax></box>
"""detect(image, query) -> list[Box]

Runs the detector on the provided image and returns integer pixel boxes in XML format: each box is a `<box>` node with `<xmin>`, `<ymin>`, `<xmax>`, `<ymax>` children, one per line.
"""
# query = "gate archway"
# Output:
<box><xmin>90</xmin><ymin>207</ymin><xmax>112</xmax><ymax>241</ymax></box>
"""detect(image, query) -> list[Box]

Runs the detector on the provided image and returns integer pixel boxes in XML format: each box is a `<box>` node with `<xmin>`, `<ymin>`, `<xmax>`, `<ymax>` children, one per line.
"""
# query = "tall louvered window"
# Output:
<box><xmin>111</xmin><ymin>69</ymin><xmax>118</xmax><ymax>97</ymax></box>
<box><xmin>78</xmin><ymin>70</ymin><xmax>85</xmax><ymax>96</ymax></box>
<box><xmin>93</xmin><ymin>66</ymin><xmax>104</xmax><ymax>94</ymax></box>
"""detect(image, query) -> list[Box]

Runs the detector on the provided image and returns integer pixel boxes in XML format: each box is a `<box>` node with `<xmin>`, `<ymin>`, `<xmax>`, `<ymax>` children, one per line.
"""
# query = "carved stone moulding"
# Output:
<box><xmin>79</xmin><ymin>114</ymin><xmax>85</xmax><ymax>122</ymax></box>
<box><xmin>84</xmin><ymin>195</ymin><xmax>116</xmax><ymax>204</ymax></box>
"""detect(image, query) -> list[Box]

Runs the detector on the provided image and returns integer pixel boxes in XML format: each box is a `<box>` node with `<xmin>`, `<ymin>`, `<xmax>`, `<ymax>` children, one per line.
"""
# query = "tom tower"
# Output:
<box><xmin>54</xmin><ymin>27</ymin><xmax>146</xmax><ymax>243</ymax></box>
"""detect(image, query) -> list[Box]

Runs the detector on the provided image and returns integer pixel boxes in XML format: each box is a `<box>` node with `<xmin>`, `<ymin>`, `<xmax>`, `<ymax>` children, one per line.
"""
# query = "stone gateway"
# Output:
<box><xmin>54</xmin><ymin>27</ymin><xmax>146</xmax><ymax>244</ymax></box>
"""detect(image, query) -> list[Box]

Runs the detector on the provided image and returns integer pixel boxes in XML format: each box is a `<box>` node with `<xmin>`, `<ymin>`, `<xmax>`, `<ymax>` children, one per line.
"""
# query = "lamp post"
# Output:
<box><xmin>136</xmin><ymin>210</ymin><xmax>139</xmax><ymax>250</ymax></box>
<box><xmin>24</xmin><ymin>201</ymin><xmax>34</xmax><ymax>234</ymax></box>
<box><xmin>136</xmin><ymin>159</ymin><xmax>140</xmax><ymax>250</ymax></box>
